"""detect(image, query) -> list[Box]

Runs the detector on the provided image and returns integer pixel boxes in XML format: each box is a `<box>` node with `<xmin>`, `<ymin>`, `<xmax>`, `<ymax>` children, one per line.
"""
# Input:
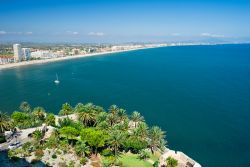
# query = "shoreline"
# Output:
<box><xmin>0</xmin><ymin>46</ymin><xmax>162</xmax><ymax>70</ymax></box>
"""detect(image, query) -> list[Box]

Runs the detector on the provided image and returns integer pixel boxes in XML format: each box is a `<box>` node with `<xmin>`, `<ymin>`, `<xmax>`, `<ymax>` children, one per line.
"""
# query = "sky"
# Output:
<box><xmin>0</xmin><ymin>0</ymin><xmax>250</xmax><ymax>43</ymax></box>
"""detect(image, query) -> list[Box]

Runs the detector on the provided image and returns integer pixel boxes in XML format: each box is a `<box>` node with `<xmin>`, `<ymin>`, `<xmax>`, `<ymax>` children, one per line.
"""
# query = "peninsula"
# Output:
<box><xmin>0</xmin><ymin>102</ymin><xmax>201</xmax><ymax>167</ymax></box>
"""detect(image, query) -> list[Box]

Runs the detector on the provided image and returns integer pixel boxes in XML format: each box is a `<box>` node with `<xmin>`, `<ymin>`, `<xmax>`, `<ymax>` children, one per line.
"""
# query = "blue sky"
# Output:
<box><xmin>0</xmin><ymin>0</ymin><xmax>250</xmax><ymax>43</ymax></box>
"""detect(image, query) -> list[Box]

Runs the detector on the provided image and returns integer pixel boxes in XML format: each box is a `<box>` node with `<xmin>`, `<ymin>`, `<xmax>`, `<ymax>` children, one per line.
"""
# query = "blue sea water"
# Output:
<box><xmin>0</xmin><ymin>44</ymin><xmax>250</xmax><ymax>166</ymax></box>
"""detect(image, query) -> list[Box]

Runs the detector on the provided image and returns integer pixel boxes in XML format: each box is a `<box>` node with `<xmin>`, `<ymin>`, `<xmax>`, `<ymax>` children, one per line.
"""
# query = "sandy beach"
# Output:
<box><xmin>0</xmin><ymin>46</ymin><xmax>162</xmax><ymax>70</ymax></box>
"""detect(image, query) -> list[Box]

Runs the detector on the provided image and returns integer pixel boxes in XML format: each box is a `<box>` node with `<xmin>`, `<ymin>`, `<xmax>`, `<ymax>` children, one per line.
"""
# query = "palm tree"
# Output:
<box><xmin>95</xmin><ymin>112</ymin><xmax>107</xmax><ymax>125</ymax></box>
<box><xmin>148</xmin><ymin>126</ymin><xmax>166</xmax><ymax>154</ymax></box>
<box><xmin>109</xmin><ymin>105</ymin><xmax>119</xmax><ymax>116</ymax></box>
<box><xmin>106</xmin><ymin>113</ymin><xmax>117</xmax><ymax>126</ymax></box>
<box><xmin>133</xmin><ymin>122</ymin><xmax>148</xmax><ymax>140</ymax></box>
<box><xmin>19</xmin><ymin>101</ymin><xmax>31</xmax><ymax>113</ymax></box>
<box><xmin>0</xmin><ymin>111</ymin><xmax>11</xmax><ymax>138</ymax></box>
<box><xmin>77</xmin><ymin>105</ymin><xmax>96</xmax><ymax>126</ymax></box>
<box><xmin>109</xmin><ymin>130</ymin><xmax>125</xmax><ymax>159</ymax></box>
<box><xmin>75</xmin><ymin>140</ymin><xmax>90</xmax><ymax>157</ymax></box>
<box><xmin>59</xmin><ymin>103</ymin><xmax>73</xmax><ymax>116</ymax></box>
<box><xmin>131</xmin><ymin>111</ymin><xmax>144</xmax><ymax>128</ymax></box>
<box><xmin>117</xmin><ymin>109</ymin><xmax>127</xmax><ymax>122</ymax></box>
<box><xmin>32</xmin><ymin>107</ymin><xmax>46</xmax><ymax>120</ymax></box>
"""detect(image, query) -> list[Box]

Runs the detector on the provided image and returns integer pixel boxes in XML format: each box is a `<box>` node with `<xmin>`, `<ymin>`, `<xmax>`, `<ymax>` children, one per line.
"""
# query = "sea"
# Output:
<box><xmin>0</xmin><ymin>44</ymin><xmax>250</xmax><ymax>166</ymax></box>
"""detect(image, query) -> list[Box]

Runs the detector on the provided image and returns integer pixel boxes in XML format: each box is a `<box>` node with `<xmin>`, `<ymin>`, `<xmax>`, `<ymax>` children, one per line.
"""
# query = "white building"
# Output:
<box><xmin>31</xmin><ymin>51</ymin><xmax>55</xmax><ymax>59</ymax></box>
<box><xmin>13</xmin><ymin>44</ymin><xmax>22</xmax><ymax>62</ymax></box>
<box><xmin>22</xmin><ymin>48</ymin><xmax>31</xmax><ymax>60</ymax></box>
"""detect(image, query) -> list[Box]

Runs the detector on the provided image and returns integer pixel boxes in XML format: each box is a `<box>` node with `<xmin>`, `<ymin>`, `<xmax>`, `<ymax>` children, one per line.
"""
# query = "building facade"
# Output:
<box><xmin>22</xmin><ymin>48</ymin><xmax>31</xmax><ymax>60</ymax></box>
<box><xmin>13</xmin><ymin>44</ymin><xmax>22</xmax><ymax>62</ymax></box>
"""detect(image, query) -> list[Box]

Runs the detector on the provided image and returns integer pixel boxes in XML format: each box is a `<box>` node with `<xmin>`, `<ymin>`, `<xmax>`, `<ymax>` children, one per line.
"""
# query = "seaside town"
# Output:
<box><xmin>0</xmin><ymin>43</ymin><xmax>159</xmax><ymax>65</ymax></box>
<box><xmin>0</xmin><ymin>42</ymin><xmax>208</xmax><ymax>66</ymax></box>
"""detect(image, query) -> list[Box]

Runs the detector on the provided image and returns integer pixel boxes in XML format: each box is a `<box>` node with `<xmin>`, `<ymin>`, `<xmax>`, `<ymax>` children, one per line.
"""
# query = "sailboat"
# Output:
<box><xmin>54</xmin><ymin>74</ymin><xmax>60</xmax><ymax>84</ymax></box>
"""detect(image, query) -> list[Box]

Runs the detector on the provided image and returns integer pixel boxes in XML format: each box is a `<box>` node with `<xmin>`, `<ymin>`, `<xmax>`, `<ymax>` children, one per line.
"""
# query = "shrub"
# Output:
<box><xmin>123</xmin><ymin>138</ymin><xmax>148</xmax><ymax>153</ymax></box>
<box><xmin>11</xmin><ymin>111</ymin><xmax>29</xmax><ymax>122</ymax></box>
<box><xmin>0</xmin><ymin>136</ymin><xmax>6</xmax><ymax>143</ymax></box>
<box><xmin>45</xmin><ymin>113</ymin><xmax>55</xmax><ymax>126</ymax></box>
<box><xmin>56</xmin><ymin>150</ymin><xmax>62</xmax><ymax>155</ymax></box>
<box><xmin>34</xmin><ymin>149</ymin><xmax>44</xmax><ymax>159</ymax></box>
<box><xmin>52</xmin><ymin>154</ymin><xmax>57</xmax><ymax>159</ymax></box>
<box><xmin>68</xmin><ymin>160</ymin><xmax>75</xmax><ymax>167</ymax></box>
<box><xmin>138</xmin><ymin>149</ymin><xmax>150</xmax><ymax>160</ymax></box>
<box><xmin>153</xmin><ymin>160</ymin><xmax>159</xmax><ymax>167</ymax></box>
<box><xmin>101</xmin><ymin>148</ymin><xmax>113</xmax><ymax>156</ymax></box>
<box><xmin>166</xmin><ymin>157</ymin><xmax>178</xmax><ymax>167</ymax></box>
<box><xmin>80</xmin><ymin>157</ymin><xmax>87</xmax><ymax>165</ymax></box>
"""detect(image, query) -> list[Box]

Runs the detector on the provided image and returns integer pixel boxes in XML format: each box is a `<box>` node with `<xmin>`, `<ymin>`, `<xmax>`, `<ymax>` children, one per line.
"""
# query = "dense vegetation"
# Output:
<box><xmin>0</xmin><ymin>101</ymin><xmax>170</xmax><ymax>167</ymax></box>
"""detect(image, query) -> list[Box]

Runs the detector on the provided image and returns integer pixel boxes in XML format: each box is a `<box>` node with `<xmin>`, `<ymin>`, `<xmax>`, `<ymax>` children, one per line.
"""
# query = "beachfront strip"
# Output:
<box><xmin>1</xmin><ymin>43</ymin><xmax>166</xmax><ymax>65</ymax></box>
<box><xmin>0</xmin><ymin>42</ymin><xmax>210</xmax><ymax>69</ymax></box>
<box><xmin>0</xmin><ymin>102</ymin><xmax>201</xmax><ymax>167</ymax></box>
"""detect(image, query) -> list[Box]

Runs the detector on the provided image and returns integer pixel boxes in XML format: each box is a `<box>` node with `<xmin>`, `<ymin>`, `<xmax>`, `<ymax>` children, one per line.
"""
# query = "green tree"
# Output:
<box><xmin>80</xmin><ymin>128</ymin><xmax>108</xmax><ymax>155</ymax></box>
<box><xmin>108</xmin><ymin>130</ymin><xmax>125</xmax><ymax>159</ymax></box>
<box><xmin>166</xmin><ymin>157</ymin><xmax>178</xmax><ymax>167</ymax></box>
<box><xmin>59</xmin><ymin>103</ymin><xmax>73</xmax><ymax>116</ymax></box>
<box><xmin>11</xmin><ymin>111</ymin><xmax>29</xmax><ymax>123</ymax></box>
<box><xmin>19</xmin><ymin>101</ymin><xmax>31</xmax><ymax>113</ymax></box>
<box><xmin>0</xmin><ymin>111</ymin><xmax>11</xmax><ymax>139</ymax></box>
<box><xmin>149</xmin><ymin>126</ymin><xmax>166</xmax><ymax>154</ymax></box>
<box><xmin>123</xmin><ymin>137</ymin><xmax>148</xmax><ymax>153</ymax></box>
<box><xmin>131</xmin><ymin>111</ymin><xmax>144</xmax><ymax>128</ymax></box>
<box><xmin>59</xmin><ymin>126</ymin><xmax>79</xmax><ymax>140</ymax></box>
<box><xmin>75</xmin><ymin>140</ymin><xmax>90</xmax><ymax>157</ymax></box>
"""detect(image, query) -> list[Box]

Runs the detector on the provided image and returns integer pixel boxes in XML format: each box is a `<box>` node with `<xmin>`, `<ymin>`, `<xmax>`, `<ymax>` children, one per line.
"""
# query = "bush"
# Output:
<box><xmin>34</xmin><ymin>149</ymin><xmax>44</xmax><ymax>159</ymax></box>
<box><xmin>52</xmin><ymin>154</ymin><xmax>57</xmax><ymax>159</ymax></box>
<box><xmin>166</xmin><ymin>157</ymin><xmax>178</xmax><ymax>167</ymax></box>
<box><xmin>8</xmin><ymin>150</ymin><xmax>19</xmax><ymax>160</ymax></box>
<box><xmin>45</xmin><ymin>113</ymin><xmax>55</xmax><ymax>126</ymax></box>
<box><xmin>11</xmin><ymin>111</ymin><xmax>29</xmax><ymax>122</ymax></box>
<box><xmin>80</xmin><ymin>157</ymin><xmax>87</xmax><ymax>165</ymax></box>
<box><xmin>138</xmin><ymin>150</ymin><xmax>150</xmax><ymax>160</ymax></box>
<box><xmin>0</xmin><ymin>136</ymin><xmax>6</xmax><ymax>143</ymax></box>
<box><xmin>68</xmin><ymin>160</ymin><xmax>75</xmax><ymax>167</ymax></box>
<box><xmin>123</xmin><ymin>138</ymin><xmax>148</xmax><ymax>153</ymax></box>
<box><xmin>101</xmin><ymin>148</ymin><xmax>113</xmax><ymax>156</ymax></box>
<box><xmin>153</xmin><ymin>160</ymin><xmax>159</xmax><ymax>167</ymax></box>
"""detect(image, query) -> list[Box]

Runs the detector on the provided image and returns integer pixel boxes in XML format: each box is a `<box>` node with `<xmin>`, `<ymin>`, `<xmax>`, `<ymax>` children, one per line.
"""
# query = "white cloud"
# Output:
<box><xmin>25</xmin><ymin>32</ymin><xmax>33</xmax><ymax>35</ymax></box>
<box><xmin>0</xmin><ymin>30</ymin><xmax>7</xmax><ymax>35</ymax></box>
<box><xmin>171</xmin><ymin>33</ymin><xmax>181</xmax><ymax>36</ymax></box>
<box><xmin>0</xmin><ymin>31</ymin><xmax>33</xmax><ymax>35</ymax></box>
<box><xmin>66</xmin><ymin>31</ymin><xmax>79</xmax><ymax>35</ymax></box>
<box><xmin>200</xmin><ymin>33</ymin><xmax>225</xmax><ymax>38</ymax></box>
<box><xmin>88</xmin><ymin>32</ymin><xmax>105</xmax><ymax>36</ymax></box>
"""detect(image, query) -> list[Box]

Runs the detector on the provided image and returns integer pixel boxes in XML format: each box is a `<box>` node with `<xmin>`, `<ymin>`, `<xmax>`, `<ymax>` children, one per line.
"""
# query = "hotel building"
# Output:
<box><xmin>13</xmin><ymin>44</ymin><xmax>22</xmax><ymax>62</ymax></box>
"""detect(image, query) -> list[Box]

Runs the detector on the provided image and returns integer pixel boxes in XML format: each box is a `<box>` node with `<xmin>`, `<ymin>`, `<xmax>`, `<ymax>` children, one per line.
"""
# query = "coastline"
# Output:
<box><xmin>0</xmin><ymin>46</ymin><xmax>162</xmax><ymax>70</ymax></box>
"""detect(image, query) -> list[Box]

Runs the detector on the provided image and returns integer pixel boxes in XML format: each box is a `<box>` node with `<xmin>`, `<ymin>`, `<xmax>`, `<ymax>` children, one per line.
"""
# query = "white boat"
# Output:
<box><xmin>54</xmin><ymin>74</ymin><xmax>60</xmax><ymax>84</ymax></box>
